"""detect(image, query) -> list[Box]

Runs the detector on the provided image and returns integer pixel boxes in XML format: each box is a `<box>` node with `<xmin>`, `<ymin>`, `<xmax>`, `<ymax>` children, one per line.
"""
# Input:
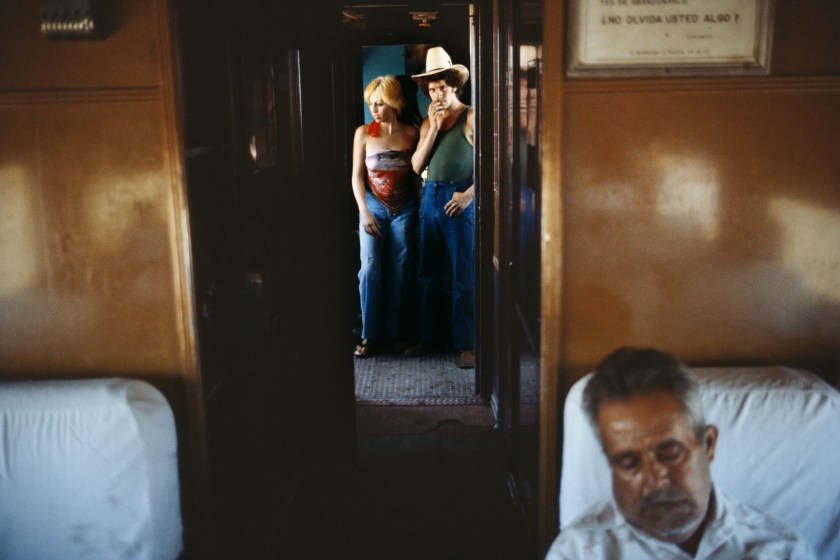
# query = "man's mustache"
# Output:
<box><xmin>639</xmin><ymin>488</ymin><xmax>696</xmax><ymax>516</ymax></box>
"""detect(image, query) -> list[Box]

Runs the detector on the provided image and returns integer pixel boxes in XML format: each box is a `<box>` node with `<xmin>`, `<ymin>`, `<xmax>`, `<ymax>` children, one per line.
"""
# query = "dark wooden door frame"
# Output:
<box><xmin>335</xmin><ymin>0</ymin><xmax>497</xmax><ymax>401</ymax></box>
<box><xmin>538</xmin><ymin>0</ymin><xmax>565</xmax><ymax>555</ymax></box>
<box><xmin>473</xmin><ymin>0</ymin><xmax>496</xmax><ymax>400</ymax></box>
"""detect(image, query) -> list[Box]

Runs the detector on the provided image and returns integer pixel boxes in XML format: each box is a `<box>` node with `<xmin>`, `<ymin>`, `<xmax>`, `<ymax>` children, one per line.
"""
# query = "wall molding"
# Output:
<box><xmin>0</xmin><ymin>86</ymin><xmax>160</xmax><ymax>105</ymax></box>
<box><xmin>564</xmin><ymin>75</ymin><xmax>840</xmax><ymax>95</ymax></box>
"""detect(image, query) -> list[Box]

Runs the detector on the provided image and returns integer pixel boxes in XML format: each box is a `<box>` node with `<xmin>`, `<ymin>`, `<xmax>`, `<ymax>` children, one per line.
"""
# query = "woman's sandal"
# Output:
<box><xmin>354</xmin><ymin>339</ymin><xmax>373</xmax><ymax>358</ymax></box>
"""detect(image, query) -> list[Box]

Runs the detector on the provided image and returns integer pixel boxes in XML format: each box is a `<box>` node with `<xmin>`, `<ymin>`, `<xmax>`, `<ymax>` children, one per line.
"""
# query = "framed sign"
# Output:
<box><xmin>567</xmin><ymin>0</ymin><xmax>773</xmax><ymax>76</ymax></box>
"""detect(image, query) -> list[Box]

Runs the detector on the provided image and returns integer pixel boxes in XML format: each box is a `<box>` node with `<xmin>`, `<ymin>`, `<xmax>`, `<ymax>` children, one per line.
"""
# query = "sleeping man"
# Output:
<box><xmin>546</xmin><ymin>347</ymin><xmax>815</xmax><ymax>560</ymax></box>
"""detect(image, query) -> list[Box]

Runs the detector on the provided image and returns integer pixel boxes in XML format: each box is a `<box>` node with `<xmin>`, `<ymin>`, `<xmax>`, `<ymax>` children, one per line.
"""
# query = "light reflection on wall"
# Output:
<box><xmin>84</xmin><ymin>172</ymin><xmax>165</xmax><ymax>255</ymax></box>
<box><xmin>770</xmin><ymin>197</ymin><xmax>840</xmax><ymax>304</ymax></box>
<box><xmin>654</xmin><ymin>155</ymin><xmax>720</xmax><ymax>241</ymax></box>
<box><xmin>0</xmin><ymin>166</ymin><xmax>39</xmax><ymax>295</ymax></box>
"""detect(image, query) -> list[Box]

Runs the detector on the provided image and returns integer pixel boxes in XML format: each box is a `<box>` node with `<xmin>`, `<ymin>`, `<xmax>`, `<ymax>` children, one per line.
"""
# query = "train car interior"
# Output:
<box><xmin>1</xmin><ymin>0</ymin><xmax>838</xmax><ymax>558</ymax></box>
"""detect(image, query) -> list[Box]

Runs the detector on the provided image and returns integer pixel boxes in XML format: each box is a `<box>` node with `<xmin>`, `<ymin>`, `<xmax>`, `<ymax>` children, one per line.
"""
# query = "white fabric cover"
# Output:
<box><xmin>0</xmin><ymin>377</ymin><xmax>183</xmax><ymax>560</ymax></box>
<box><xmin>560</xmin><ymin>366</ymin><xmax>840</xmax><ymax>560</ymax></box>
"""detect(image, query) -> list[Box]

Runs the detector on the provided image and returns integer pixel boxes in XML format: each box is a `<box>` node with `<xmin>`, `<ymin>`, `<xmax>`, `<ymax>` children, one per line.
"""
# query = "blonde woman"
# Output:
<box><xmin>351</xmin><ymin>75</ymin><xmax>419</xmax><ymax>357</ymax></box>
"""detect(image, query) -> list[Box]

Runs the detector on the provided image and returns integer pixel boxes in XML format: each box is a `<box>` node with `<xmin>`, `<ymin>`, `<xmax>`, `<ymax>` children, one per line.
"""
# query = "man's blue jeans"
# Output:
<box><xmin>417</xmin><ymin>180</ymin><xmax>475</xmax><ymax>350</ymax></box>
<box><xmin>358</xmin><ymin>191</ymin><xmax>417</xmax><ymax>341</ymax></box>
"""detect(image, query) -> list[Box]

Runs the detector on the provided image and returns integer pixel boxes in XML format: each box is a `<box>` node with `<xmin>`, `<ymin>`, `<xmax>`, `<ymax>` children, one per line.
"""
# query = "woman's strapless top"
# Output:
<box><xmin>365</xmin><ymin>148</ymin><xmax>414</xmax><ymax>213</ymax></box>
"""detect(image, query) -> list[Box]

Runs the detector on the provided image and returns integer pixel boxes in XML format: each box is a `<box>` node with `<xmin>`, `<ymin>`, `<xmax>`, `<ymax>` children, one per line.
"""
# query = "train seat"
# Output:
<box><xmin>0</xmin><ymin>377</ymin><xmax>183</xmax><ymax>560</ymax></box>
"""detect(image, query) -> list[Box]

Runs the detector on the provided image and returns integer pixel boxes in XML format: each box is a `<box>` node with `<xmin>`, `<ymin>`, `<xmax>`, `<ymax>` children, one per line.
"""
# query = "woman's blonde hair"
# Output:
<box><xmin>364</xmin><ymin>75</ymin><xmax>405</xmax><ymax>116</ymax></box>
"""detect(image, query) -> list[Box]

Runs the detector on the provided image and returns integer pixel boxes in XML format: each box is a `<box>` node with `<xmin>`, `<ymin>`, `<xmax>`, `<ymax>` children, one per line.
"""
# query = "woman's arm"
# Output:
<box><xmin>351</xmin><ymin>125</ymin><xmax>380</xmax><ymax>238</ymax></box>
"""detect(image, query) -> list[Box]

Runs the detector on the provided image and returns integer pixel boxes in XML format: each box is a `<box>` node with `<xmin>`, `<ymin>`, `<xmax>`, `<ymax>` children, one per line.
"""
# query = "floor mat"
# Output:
<box><xmin>354</xmin><ymin>352</ymin><xmax>484</xmax><ymax>406</ymax></box>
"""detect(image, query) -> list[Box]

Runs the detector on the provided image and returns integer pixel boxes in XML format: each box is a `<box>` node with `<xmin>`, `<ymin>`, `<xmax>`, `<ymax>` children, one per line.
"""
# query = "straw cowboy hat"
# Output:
<box><xmin>411</xmin><ymin>46</ymin><xmax>469</xmax><ymax>87</ymax></box>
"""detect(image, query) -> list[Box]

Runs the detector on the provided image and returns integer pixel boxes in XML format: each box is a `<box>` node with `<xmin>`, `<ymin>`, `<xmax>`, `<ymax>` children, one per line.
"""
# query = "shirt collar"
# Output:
<box><xmin>610</xmin><ymin>486</ymin><xmax>727</xmax><ymax>559</ymax></box>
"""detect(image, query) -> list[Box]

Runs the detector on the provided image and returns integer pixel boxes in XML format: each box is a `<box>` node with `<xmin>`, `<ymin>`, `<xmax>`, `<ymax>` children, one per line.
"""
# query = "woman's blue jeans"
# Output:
<box><xmin>358</xmin><ymin>191</ymin><xmax>417</xmax><ymax>341</ymax></box>
<box><xmin>417</xmin><ymin>180</ymin><xmax>475</xmax><ymax>350</ymax></box>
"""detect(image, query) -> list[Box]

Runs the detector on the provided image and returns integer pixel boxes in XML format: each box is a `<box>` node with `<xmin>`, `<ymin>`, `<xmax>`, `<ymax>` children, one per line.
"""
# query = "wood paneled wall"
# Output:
<box><xmin>561</xmin><ymin>82</ymin><xmax>840</xmax><ymax>372</ymax></box>
<box><xmin>0</xmin><ymin>0</ymin><xmax>193</xmax><ymax>376</ymax></box>
<box><xmin>539</xmin><ymin>0</ymin><xmax>840</xmax><ymax>553</ymax></box>
<box><xmin>0</xmin><ymin>0</ymin><xmax>207</xmax><ymax>551</ymax></box>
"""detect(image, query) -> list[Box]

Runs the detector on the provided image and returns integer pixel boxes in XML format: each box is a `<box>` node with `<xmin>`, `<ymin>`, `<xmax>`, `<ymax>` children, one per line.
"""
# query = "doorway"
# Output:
<box><xmin>176</xmin><ymin>0</ymin><xmax>543</xmax><ymax>552</ymax></box>
<box><xmin>340</xmin><ymin>4</ymin><xmax>488</xmax><ymax>415</ymax></box>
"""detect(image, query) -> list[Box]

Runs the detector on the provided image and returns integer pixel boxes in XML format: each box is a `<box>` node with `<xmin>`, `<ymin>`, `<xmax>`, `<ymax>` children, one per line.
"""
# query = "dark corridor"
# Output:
<box><xmin>272</xmin><ymin>413</ymin><xmax>535</xmax><ymax>559</ymax></box>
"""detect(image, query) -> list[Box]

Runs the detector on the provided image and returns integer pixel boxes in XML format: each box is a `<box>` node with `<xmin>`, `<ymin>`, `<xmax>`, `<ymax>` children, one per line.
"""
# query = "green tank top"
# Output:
<box><xmin>426</xmin><ymin>106</ymin><xmax>473</xmax><ymax>184</ymax></box>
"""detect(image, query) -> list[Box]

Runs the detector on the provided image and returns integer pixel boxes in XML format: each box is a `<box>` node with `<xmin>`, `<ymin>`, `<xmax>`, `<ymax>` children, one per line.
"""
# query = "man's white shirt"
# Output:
<box><xmin>546</xmin><ymin>487</ymin><xmax>815</xmax><ymax>560</ymax></box>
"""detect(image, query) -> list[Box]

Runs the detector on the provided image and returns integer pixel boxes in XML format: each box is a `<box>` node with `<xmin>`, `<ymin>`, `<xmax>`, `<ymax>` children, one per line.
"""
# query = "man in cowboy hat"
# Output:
<box><xmin>407</xmin><ymin>46</ymin><xmax>475</xmax><ymax>369</ymax></box>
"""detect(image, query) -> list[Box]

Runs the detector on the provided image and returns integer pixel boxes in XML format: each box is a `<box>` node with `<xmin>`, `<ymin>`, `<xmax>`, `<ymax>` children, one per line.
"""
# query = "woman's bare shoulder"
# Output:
<box><xmin>353</xmin><ymin>123</ymin><xmax>370</xmax><ymax>146</ymax></box>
